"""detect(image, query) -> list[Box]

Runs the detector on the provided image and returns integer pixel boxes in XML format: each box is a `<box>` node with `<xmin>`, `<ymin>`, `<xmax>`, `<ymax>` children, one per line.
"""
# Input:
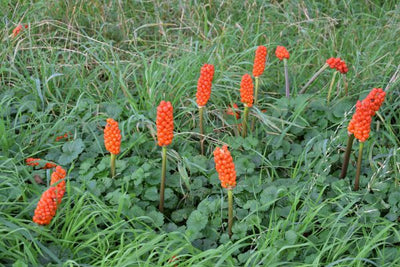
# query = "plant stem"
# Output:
<box><xmin>340</xmin><ymin>134</ymin><xmax>355</xmax><ymax>179</ymax></box>
<box><xmin>199</xmin><ymin>106</ymin><xmax>205</xmax><ymax>155</ymax></box>
<box><xmin>284</xmin><ymin>59</ymin><xmax>290</xmax><ymax>98</ymax></box>
<box><xmin>343</xmin><ymin>74</ymin><xmax>348</xmax><ymax>96</ymax></box>
<box><xmin>159</xmin><ymin>146</ymin><xmax>167</xmax><ymax>212</ymax></box>
<box><xmin>250</xmin><ymin>76</ymin><xmax>260</xmax><ymax>131</ymax></box>
<box><xmin>110</xmin><ymin>154</ymin><xmax>116</xmax><ymax>178</ymax></box>
<box><xmin>228</xmin><ymin>189</ymin><xmax>233</xmax><ymax>238</ymax></box>
<box><xmin>242</xmin><ymin>105</ymin><xmax>250</xmax><ymax>138</ymax></box>
<box><xmin>299</xmin><ymin>63</ymin><xmax>329</xmax><ymax>94</ymax></box>
<box><xmin>327</xmin><ymin>71</ymin><xmax>337</xmax><ymax>104</ymax></box>
<box><xmin>354</xmin><ymin>142</ymin><xmax>364</xmax><ymax>191</ymax></box>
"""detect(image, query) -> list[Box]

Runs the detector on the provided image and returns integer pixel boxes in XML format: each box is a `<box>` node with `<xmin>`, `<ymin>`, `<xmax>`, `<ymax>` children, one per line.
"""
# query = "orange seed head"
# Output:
<box><xmin>156</xmin><ymin>101</ymin><xmax>174</xmax><ymax>146</ymax></box>
<box><xmin>104</xmin><ymin>118</ymin><xmax>121</xmax><ymax>155</ymax></box>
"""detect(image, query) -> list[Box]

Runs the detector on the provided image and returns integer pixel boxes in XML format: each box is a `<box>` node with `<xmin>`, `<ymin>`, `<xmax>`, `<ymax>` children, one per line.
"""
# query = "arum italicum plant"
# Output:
<box><xmin>340</xmin><ymin>88</ymin><xmax>386</xmax><ymax>190</ymax></box>
<box><xmin>240</xmin><ymin>74</ymin><xmax>254</xmax><ymax>137</ymax></box>
<box><xmin>104</xmin><ymin>118</ymin><xmax>121</xmax><ymax>178</ymax></box>
<box><xmin>300</xmin><ymin>57</ymin><xmax>349</xmax><ymax>96</ymax></box>
<box><xmin>156</xmin><ymin>100</ymin><xmax>174</xmax><ymax>213</ymax></box>
<box><xmin>213</xmin><ymin>145</ymin><xmax>237</xmax><ymax>238</ymax></box>
<box><xmin>275</xmin><ymin>46</ymin><xmax>290</xmax><ymax>98</ymax></box>
<box><xmin>32</xmin><ymin>165</ymin><xmax>66</xmax><ymax>225</ymax></box>
<box><xmin>251</xmin><ymin>46</ymin><xmax>267</xmax><ymax>130</ymax></box>
<box><xmin>196</xmin><ymin>64</ymin><xmax>214</xmax><ymax>155</ymax></box>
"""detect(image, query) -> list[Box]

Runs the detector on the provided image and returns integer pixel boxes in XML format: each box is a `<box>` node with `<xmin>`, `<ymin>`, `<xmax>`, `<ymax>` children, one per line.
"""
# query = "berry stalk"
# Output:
<box><xmin>340</xmin><ymin>133</ymin><xmax>355</xmax><ymax>179</ymax></box>
<box><xmin>228</xmin><ymin>188</ymin><xmax>233</xmax><ymax>238</ymax></box>
<box><xmin>284</xmin><ymin>58</ymin><xmax>290</xmax><ymax>98</ymax></box>
<box><xmin>199</xmin><ymin>106</ymin><xmax>205</xmax><ymax>155</ymax></box>
<box><xmin>242</xmin><ymin>105</ymin><xmax>250</xmax><ymax>138</ymax></box>
<box><xmin>300</xmin><ymin>63</ymin><xmax>329</xmax><ymax>94</ymax></box>
<box><xmin>251</xmin><ymin>76</ymin><xmax>259</xmax><ymax>131</ymax></box>
<box><xmin>354</xmin><ymin>142</ymin><xmax>364</xmax><ymax>191</ymax></box>
<box><xmin>159</xmin><ymin>146</ymin><xmax>167</xmax><ymax>213</ymax></box>
<box><xmin>110</xmin><ymin>154</ymin><xmax>116</xmax><ymax>178</ymax></box>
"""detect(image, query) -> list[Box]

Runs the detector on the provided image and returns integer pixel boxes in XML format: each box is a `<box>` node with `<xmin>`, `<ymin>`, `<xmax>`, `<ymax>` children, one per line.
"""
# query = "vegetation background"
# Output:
<box><xmin>1</xmin><ymin>0</ymin><xmax>399</xmax><ymax>266</ymax></box>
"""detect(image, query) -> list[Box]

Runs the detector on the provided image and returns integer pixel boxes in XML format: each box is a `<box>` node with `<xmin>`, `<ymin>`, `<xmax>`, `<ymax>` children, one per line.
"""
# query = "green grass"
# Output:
<box><xmin>1</xmin><ymin>0</ymin><xmax>400</xmax><ymax>266</ymax></box>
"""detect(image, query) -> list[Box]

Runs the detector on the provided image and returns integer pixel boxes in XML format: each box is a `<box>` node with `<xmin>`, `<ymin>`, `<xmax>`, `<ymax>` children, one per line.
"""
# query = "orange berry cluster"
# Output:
<box><xmin>156</xmin><ymin>101</ymin><xmax>174</xmax><ymax>146</ymax></box>
<box><xmin>26</xmin><ymin>158</ymin><xmax>57</xmax><ymax>169</ymax></box>
<box><xmin>326</xmin><ymin>57</ymin><xmax>348</xmax><ymax>74</ymax></box>
<box><xmin>104</xmin><ymin>118</ymin><xmax>121</xmax><ymax>155</ymax></box>
<box><xmin>275</xmin><ymin>46</ymin><xmax>290</xmax><ymax>61</ymax></box>
<box><xmin>240</xmin><ymin>74</ymin><xmax>254</xmax><ymax>107</ymax></box>
<box><xmin>226</xmin><ymin>103</ymin><xmax>240</xmax><ymax>119</ymax></box>
<box><xmin>213</xmin><ymin>145</ymin><xmax>237</xmax><ymax>189</ymax></box>
<box><xmin>33</xmin><ymin>165</ymin><xmax>67</xmax><ymax>225</ymax></box>
<box><xmin>12</xmin><ymin>24</ymin><xmax>27</xmax><ymax>37</ymax></box>
<box><xmin>56</xmin><ymin>132</ymin><xmax>69</xmax><ymax>141</ymax></box>
<box><xmin>252</xmin><ymin>46</ymin><xmax>267</xmax><ymax>77</ymax></box>
<box><xmin>196</xmin><ymin>64</ymin><xmax>215</xmax><ymax>107</ymax></box>
<box><xmin>348</xmin><ymin>88</ymin><xmax>386</xmax><ymax>142</ymax></box>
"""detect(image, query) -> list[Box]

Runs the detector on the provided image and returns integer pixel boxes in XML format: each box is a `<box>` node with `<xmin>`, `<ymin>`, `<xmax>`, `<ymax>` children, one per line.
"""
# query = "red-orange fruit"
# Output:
<box><xmin>348</xmin><ymin>88</ymin><xmax>386</xmax><ymax>142</ymax></box>
<box><xmin>326</xmin><ymin>57</ymin><xmax>348</xmax><ymax>74</ymax></box>
<box><xmin>26</xmin><ymin>158</ymin><xmax>57</xmax><ymax>169</ymax></box>
<box><xmin>104</xmin><ymin>118</ymin><xmax>121</xmax><ymax>155</ymax></box>
<box><xmin>240</xmin><ymin>74</ymin><xmax>254</xmax><ymax>107</ymax></box>
<box><xmin>275</xmin><ymin>46</ymin><xmax>290</xmax><ymax>61</ymax></box>
<box><xmin>252</xmin><ymin>46</ymin><xmax>267</xmax><ymax>77</ymax></box>
<box><xmin>156</xmin><ymin>101</ymin><xmax>174</xmax><ymax>146</ymax></box>
<box><xmin>213</xmin><ymin>145</ymin><xmax>237</xmax><ymax>189</ymax></box>
<box><xmin>196</xmin><ymin>64</ymin><xmax>215</xmax><ymax>107</ymax></box>
<box><xmin>32</xmin><ymin>186</ymin><xmax>62</xmax><ymax>225</ymax></box>
<box><xmin>226</xmin><ymin>103</ymin><xmax>240</xmax><ymax>119</ymax></box>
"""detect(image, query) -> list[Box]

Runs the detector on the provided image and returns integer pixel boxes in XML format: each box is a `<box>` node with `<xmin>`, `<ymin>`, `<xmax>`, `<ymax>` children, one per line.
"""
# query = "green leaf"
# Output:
<box><xmin>285</xmin><ymin>230</ymin><xmax>298</xmax><ymax>245</ymax></box>
<box><xmin>59</xmin><ymin>138</ymin><xmax>85</xmax><ymax>165</ymax></box>
<box><xmin>144</xmin><ymin>187</ymin><xmax>159</xmax><ymax>201</ymax></box>
<box><xmin>187</xmin><ymin>210</ymin><xmax>207</xmax><ymax>231</ymax></box>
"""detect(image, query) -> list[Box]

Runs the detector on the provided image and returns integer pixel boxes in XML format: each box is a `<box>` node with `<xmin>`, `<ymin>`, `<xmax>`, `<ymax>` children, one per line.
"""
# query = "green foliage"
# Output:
<box><xmin>1</xmin><ymin>0</ymin><xmax>400</xmax><ymax>266</ymax></box>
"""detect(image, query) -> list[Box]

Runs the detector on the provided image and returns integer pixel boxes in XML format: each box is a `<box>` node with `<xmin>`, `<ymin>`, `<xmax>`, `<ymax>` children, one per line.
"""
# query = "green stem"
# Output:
<box><xmin>340</xmin><ymin>134</ymin><xmax>355</xmax><ymax>179</ymax></box>
<box><xmin>284</xmin><ymin>59</ymin><xmax>290</xmax><ymax>98</ymax></box>
<box><xmin>354</xmin><ymin>142</ymin><xmax>364</xmax><ymax>191</ymax></box>
<box><xmin>327</xmin><ymin>71</ymin><xmax>337</xmax><ymax>104</ymax></box>
<box><xmin>250</xmin><ymin>76</ymin><xmax>259</xmax><ymax>131</ymax></box>
<box><xmin>199</xmin><ymin>106</ymin><xmax>205</xmax><ymax>155</ymax></box>
<box><xmin>228</xmin><ymin>189</ymin><xmax>233</xmax><ymax>238</ymax></box>
<box><xmin>299</xmin><ymin>63</ymin><xmax>329</xmax><ymax>94</ymax></box>
<box><xmin>343</xmin><ymin>74</ymin><xmax>348</xmax><ymax>96</ymax></box>
<box><xmin>159</xmin><ymin>146</ymin><xmax>167</xmax><ymax>212</ymax></box>
<box><xmin>242</xmin><ymin>105</ymin><xmax>250</xmax><ymax>138</ymax></box>
<box><xmin>110</xmin><ymin>154</ymin><xmax>116</xmax><ymax>178</ymax></box>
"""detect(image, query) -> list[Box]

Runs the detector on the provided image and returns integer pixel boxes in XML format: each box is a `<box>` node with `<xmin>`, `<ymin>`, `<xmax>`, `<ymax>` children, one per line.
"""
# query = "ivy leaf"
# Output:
<box><xmin>59</xmin><ymin>138</ymin><xmax>85</xmax><ymax>165</ymax></box>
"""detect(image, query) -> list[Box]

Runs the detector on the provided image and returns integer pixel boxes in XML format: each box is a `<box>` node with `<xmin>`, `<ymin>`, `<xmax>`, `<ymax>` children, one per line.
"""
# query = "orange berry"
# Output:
<box><xmin>326</xmin><ymin>57</ymin><xmax>348</xmax><ymax>74</ymax></box>
<box><xmin>348</xmin><ymin>88</ymin><xmax>386</xmax><ymax>142</ymax></box>
<box><xmin>226</xmin><ymin>103</ymin><xmax>240</xmax><ymax>119</ymax></box>
<box><xmin>196</xmin><ymin>64</ymin><xmax>215</xmax><ymax>107</ymax></box>
<box><xmin>252</xmin><ymin>46</ymin><xmax>267</xmax><ymax>77</ymax></box>
<box><xmin>240</xmin><ymin>74</ymin><xmax>254</xmax><ymax>107</ymax></box>
<box><xmin>156</xmin><ymin>101</ymin><xmax>174</xmax><ymax>146</ymax></box>
<box><xmin>275</xmin><ymin>46</ymin><xmax>289</xmax><ymax>61</ymax></box>
<box><xmin>26</xmin><ymin>158</ymin><xmax>57</xmax><ymax>169</ymax></box>
<box><xmin>32</xmin><ymin>186</ymin><xmax>62</xmax><ymax>225</ymax></box>
<box><xmin>104</xmin><ymin>118</ymin><xmax>121</xmax><ymax>155</ymax></box>
<box><xmin>213</xmin><ymin>145</ymin><xmax>237</xmax><ymax>189</ymax></box>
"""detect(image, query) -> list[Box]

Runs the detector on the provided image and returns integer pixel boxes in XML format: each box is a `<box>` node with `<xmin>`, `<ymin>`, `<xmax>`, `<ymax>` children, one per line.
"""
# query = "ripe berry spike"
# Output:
<box><xmin>239</xmin><ymin>74</ymin><xmax>254</xmax><ymax>138</ymax></box>
<box><xmin>275</xmin><ymin>46</ymin><xmax>290</xmax><ymax>98</ymax></box>
<box><xmin>33</xmin><ymin>165</ymin><xmax>67</xmax><ymax>225</ymax></box>
<box><xmin>156</xmin><ymin>100</ymin><xmax>174</xmax><ymax>213</ymax></box>
<box><xmin>195</xmin><ymin>64</ymin><xmax>214</xmax><ymax>155</ymax></box>
<box><xmin>213</xmin><ymin>145</ymin><xmax>237</xmax><ymax>238</ymax></box>
<box><xmin>104</xmin><ymin>118</ymin><xmax>121</xmax><ymax>178</ymax></box>
<box><xmin>251</xmin><ymin>46</ymin><xmax>267</xmax><ymax>131</ymax></box>
<box><xmin>341</xmin><ymin>88</ymin><xmax>386</xmax><ymax>190</ymax></box>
